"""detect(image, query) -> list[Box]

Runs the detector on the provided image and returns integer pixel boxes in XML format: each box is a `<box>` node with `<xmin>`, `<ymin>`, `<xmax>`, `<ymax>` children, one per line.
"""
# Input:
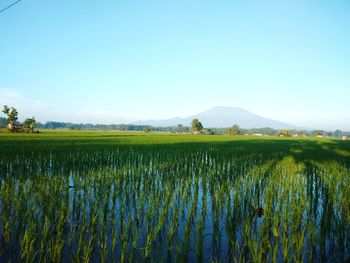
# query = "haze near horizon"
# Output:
<box><xmin>1</xmin><ymin>1</ymin><xmax>349</xmax><ymax>130</ymax></box>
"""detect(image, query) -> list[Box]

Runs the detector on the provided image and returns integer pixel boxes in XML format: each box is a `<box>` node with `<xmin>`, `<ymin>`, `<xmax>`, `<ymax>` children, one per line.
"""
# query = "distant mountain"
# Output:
<box><xmin>135</xmin><ymin>106</ymin><xmax>298</xmax><ymax>129</ymax></box>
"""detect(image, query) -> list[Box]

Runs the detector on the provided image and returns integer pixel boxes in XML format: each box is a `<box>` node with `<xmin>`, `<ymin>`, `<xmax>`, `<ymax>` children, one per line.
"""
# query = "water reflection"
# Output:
<box><xmin>0</xmin><ymin>148</ymin><xmax>349</xmax><ymax>262</ymax></box>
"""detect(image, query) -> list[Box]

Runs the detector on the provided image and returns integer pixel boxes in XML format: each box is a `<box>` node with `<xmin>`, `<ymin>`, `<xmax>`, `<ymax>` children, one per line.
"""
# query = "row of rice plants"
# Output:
<box><xmin>0</xmin><ymin>145</ymin><xmax>349</xmax><ymax>262</ymax></box>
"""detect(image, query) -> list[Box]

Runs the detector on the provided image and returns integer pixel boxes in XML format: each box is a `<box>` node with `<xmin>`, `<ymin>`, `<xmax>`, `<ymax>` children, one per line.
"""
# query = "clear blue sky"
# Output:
<box><xmin>1</xmin><ymin>0</ymin><xmax>349</xmax><ymax>129</ymax></box>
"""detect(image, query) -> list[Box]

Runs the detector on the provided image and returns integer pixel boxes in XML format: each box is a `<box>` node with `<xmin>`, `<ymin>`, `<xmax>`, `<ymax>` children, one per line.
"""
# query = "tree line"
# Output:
<box><xmin>1</xmin><ymin>106</ymin><xmax>347</xmax><ymax>137</ymax></box>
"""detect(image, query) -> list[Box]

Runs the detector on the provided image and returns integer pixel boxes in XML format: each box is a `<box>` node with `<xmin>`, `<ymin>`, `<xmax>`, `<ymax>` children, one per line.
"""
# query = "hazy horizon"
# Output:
<box><xmin>1</xmin><ymin>102</ymin><xmax>348</xmax><ymax>131</ymax></box>
<box><xmin>1</xmin><ymin>1</ymin><xmax>349</xmax><ymax>130</ymax></box>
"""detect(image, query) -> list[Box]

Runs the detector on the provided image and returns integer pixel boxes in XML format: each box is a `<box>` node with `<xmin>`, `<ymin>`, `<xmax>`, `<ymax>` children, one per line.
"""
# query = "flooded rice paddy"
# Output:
<box><xmin>0</xmin><ymin>135</ymin><xmax>349</xmax><ymax>262</ymax></box>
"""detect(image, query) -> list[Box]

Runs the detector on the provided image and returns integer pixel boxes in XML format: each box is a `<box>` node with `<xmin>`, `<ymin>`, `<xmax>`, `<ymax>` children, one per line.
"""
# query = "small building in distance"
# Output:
<box><xmin>342</xmin><ymin>135</ymin><xmax>347</xmax><ymax>140</ymax></box>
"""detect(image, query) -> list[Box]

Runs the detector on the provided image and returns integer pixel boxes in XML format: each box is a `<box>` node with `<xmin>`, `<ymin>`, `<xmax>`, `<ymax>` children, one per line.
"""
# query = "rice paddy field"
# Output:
<box><xmin>0</xmin><ymin>130</ymin><xmax>349</xmax><ymax>262</ymax></box>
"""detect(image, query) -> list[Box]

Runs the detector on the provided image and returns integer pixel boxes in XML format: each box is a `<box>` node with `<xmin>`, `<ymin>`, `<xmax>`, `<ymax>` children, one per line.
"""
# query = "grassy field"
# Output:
<box><xmin>0</xmin><ymin>130</ymin><xmax>349</xmax><ymax>262</ymax></box>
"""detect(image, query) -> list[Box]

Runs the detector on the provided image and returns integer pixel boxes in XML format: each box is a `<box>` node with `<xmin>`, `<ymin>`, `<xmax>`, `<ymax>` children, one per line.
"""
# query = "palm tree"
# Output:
<box><xmin>2</xmin><ymin>105</ymin><xmax>18</xmax><ymax>131</ymax></box>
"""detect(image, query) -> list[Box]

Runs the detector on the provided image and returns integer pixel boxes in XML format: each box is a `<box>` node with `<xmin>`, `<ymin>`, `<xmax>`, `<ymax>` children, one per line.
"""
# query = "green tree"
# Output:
<box><xmin>228</xmin><ymin>124</ymin><xmax>241</xmax><ymax>135</ymax></box>
<box><xmin>201</xmin><ymin>128</ymin><xmax>213</xmax><ymax>135</ymax></box>
<box><xmin>297</xmin><ymin>131</ymin><xmax>305</xmax><ymax>137</ymax></box>
<box><xmin>176</xmin><ymin>124</ymin><xmax>184</xmax><ymax>133</ymax></box>
<box><xmin>313</xmin><ymin>130</ymin><xmax>324</xmax><ymax>137</ymax></box>
<box><xmin>23</xmin><ymin>117</ymin><xmax>36</xmax><ymax>133</ymax></box>
<box><xmin>2</xmin><ymin>105</ymin><xmax>18</xmax><ymax>131</ymax></box>
<box><xmin>278</xmin><ymin>130</ymin><xmax>292</xmax><ymax>137</ymax></box>
<box><xmin>191</xmin><ymin>119</ymin><xmax>203</xmax><ymax>133</ymax></box>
